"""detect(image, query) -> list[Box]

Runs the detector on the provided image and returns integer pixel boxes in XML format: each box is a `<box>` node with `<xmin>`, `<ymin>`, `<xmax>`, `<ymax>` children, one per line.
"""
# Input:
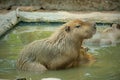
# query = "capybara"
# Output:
<box><xmin>103</xmin><ymin>24</ymin><xmax>120</xmax><ymax>33</ymax></box>
<box><xmin>80</xmin><ymin>47</ymin><xmax>94</xmax><ymax>61</ymax></box>
<box><xmin>85</xmin><ymin>23</ymin><xmax>120</xmax><ymax>46</ymax></box>
<box><xmin>101</xmin><ymin>24</ymin><xmax>120</xmax><ymax>44</ymax></box>
<box><xmin>16</xmin><ymin>19</ymin><xmax>96</xmax><ymax>72</ymax></box>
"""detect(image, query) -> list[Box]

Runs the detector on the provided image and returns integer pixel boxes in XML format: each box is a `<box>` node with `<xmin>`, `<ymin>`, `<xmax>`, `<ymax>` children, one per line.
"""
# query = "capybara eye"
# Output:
<box><xmin>76</xmin><ymin>25</ymin><xmax>81</xmax><ymax>28</ymax></box>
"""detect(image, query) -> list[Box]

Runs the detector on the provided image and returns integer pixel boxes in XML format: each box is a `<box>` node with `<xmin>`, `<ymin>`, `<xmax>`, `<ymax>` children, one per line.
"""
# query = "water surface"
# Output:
<box><xmin>0</xmin><ymin>22</ymin><xmax>120</xmax><ymax>80</ymax></box>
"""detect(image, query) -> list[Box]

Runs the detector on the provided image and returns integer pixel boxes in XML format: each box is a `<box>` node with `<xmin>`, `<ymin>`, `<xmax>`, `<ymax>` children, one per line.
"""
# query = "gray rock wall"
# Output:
<box><xmin>0</xmin><ymin>10</ymin><xmax>120</xmax><ymax>37</ymax></box>
<box><xmin>0</xmin><ymin>0</ymin><xmax>120</xmax><ymax>11</ymax></box>
<box><xmin>0</xmin><ymin>11</ymin><xmax>18</xmax><ymax>37</ymax></box>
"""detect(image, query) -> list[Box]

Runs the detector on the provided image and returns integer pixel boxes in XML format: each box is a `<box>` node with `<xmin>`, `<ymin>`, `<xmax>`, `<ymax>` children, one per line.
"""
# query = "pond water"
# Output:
<box><xmin>0</xmin><ymin>22</ymin><xmax>120</xmax><ymax>80</ymax></box>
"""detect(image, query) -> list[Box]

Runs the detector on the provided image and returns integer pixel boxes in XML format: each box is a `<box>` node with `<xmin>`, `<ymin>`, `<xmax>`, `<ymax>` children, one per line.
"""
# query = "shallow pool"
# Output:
<box><xmin>0</xmin><ymin>22</ymin><xmax>120</xmax><ymax>80</ymax></box>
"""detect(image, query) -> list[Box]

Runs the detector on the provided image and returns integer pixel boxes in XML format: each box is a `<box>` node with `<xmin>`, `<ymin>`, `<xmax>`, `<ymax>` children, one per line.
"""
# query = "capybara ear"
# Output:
<box><xmin>116</xmin><ymin>24</ymin><xmax>120</xmax><ymax>29</ymax></box>
<box><xmin>65</xmin><ymin>26</ymin><xmax>70</xmax><ymax>32</ymax></box>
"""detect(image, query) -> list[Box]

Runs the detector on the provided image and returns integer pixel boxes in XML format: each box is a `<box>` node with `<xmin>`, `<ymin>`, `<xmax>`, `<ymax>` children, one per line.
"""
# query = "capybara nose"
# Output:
<box><xmin>93</xmin><ymin>23</ymin><xmax>96</xmax><ymax>29</ymax></box>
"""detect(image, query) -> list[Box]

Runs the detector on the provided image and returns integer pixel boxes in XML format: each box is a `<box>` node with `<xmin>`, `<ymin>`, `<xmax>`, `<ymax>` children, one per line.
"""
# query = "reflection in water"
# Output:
<box><xmin>0</xmin><ymin>22</ymin><xmax>120</xmax><ymax>80</ymax></box>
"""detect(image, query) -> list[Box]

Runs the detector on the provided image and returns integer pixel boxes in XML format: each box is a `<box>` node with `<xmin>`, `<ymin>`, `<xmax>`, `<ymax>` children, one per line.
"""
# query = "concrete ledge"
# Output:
<box><xmin>0</xmin><ymin>10</ymin><xmax>120</xmax><ymax>37</ymax></box>
<box><xmin>0</xmin><ymin>11</ymin><xmax>18</xmax><ymax>37</ymax></box>
<box><xmin>18</xmin><ymin>11</ymin><xmax>120</xmax><ymax>23</ymax></box>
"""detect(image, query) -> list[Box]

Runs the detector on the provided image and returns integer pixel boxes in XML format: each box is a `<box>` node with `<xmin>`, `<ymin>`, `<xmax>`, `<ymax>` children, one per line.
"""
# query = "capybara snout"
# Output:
<box><xmin>93</xmin><ymin>23</ymin><xmax>96</xmax><ymax>30</ymax></box>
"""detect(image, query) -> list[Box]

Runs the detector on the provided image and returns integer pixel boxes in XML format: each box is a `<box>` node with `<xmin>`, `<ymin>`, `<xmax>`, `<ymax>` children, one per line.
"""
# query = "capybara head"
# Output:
<box><xmin>61</xmin><ymin>19</ymin><xmax>96</xmax><ymax>39</ymax></box>
<box><xmin>112</xmin><ymin>24</ymin><xmax>120</xmax><ymax>30</ymax></box>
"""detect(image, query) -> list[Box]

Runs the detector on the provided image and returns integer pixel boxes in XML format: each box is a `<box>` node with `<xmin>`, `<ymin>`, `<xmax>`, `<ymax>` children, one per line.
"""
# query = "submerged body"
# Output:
<box><xmin>17</xmin><ymin>19</ymin><xmax>96</xmax><ymax>72</ymax></box>
<box><xmin>85</xmin><ymin>24</ymin><xmax>120</xmax><ymax>46</ymax></box>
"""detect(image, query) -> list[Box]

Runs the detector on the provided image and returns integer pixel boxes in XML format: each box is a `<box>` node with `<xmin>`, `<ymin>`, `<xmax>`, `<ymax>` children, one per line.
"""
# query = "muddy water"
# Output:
<box><xmin>0</xmin><ymin>22</ymin><xmax>120</xmax><ymax>80</ymax></box>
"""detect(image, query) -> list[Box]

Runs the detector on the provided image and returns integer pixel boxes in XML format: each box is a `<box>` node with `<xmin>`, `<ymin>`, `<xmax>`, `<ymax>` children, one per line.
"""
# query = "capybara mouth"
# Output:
<box><xmin>92</xmin><ymin>29</ymin><xmax>96</xmax><ymax>35</ymax></box>
<box><xmin>91</xmin><ymin>30</ymin><xmax>96</xmax><ymax>38</ymax></box>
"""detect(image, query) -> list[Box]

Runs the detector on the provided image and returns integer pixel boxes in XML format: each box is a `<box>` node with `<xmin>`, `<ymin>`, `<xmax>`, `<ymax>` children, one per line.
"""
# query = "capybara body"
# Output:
<box><xmin>17</xmin><ymin>19</ymin><xmax>96</xmax><ymax>72</ymax></box>
<box><xmin>85</xmin><ymin>24</ymin><xmax>120</xmax><ymax>46</ymax></box>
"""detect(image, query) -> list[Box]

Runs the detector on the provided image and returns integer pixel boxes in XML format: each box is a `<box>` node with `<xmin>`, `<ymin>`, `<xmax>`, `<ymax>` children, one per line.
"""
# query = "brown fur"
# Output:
<box><xmin>102</xmin><ymin>24</ymin><xmax>120</xmax><ymax>44</ymax></box>
<box><xmin>16</xmin><ymin>19</ymin><xmax>96</xmax><ymax>72</ymax></box>
<box><xmin>103</xmin><ymin>24</ymin><xmax>120</xmax><ymax>33</ymax></box>
<box><xmin>80</xmin><ymin>47</ymin><xmax>95</xmax><ymax>63</ymax></box>
<box><xmin>85</xmin><ymin>23</ymin><xmax>120</xmax><ymax>45</ymax></box>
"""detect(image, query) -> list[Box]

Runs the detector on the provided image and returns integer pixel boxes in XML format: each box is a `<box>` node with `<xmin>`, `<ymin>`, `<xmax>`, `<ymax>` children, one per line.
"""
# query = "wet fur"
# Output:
<box><xmin>85</xmin><ymin>24</ymin><xmax>120</xmax><ymax>45</ymax></box>
<box><xmin>16</xmin><ymin>19</ymin><xmax>96</xmax><ymax>72</ymax></box>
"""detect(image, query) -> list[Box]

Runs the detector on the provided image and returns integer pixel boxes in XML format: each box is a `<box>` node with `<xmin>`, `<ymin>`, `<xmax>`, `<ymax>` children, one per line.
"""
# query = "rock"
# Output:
<box><xmin>0</xmin><ymin>11</ymin><xmax>18</xmax><ymax>37</ymax></box>
<box><xmin>41</xmin><ymin>78</ymin><xmax>61</xmax><ymax>80</ymax></box>
<box><xmin>0</xmin><ymin>10</ymin><xmax>120</xmax><ymax>38</ymax></box>
<box><xmin>0</xmin><ymin>0</ymin><xmax>120</xmax><ymax>11</ymax></box>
